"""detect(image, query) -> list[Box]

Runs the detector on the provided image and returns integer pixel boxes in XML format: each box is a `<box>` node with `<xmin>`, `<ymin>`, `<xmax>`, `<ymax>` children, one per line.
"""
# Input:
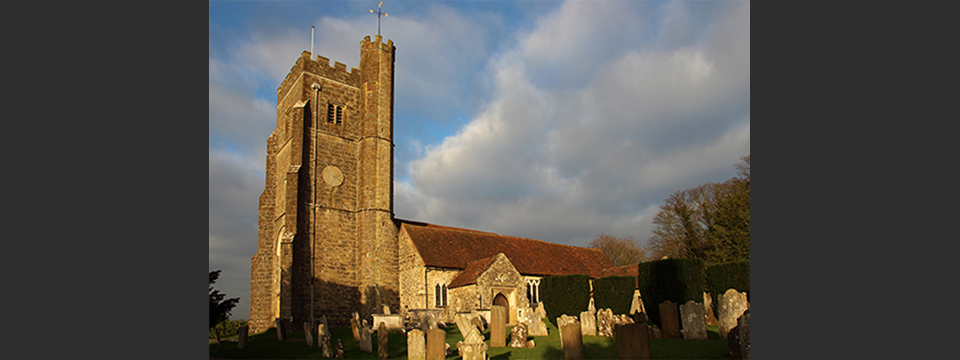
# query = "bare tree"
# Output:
<box><xmin>589</xmin><ymin>233</ymin><xmax>649</xmax><ymax>267</ymax></box>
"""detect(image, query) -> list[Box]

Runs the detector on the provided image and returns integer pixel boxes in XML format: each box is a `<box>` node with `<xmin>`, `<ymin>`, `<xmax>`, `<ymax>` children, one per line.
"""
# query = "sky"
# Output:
<box><xmin>209</xmin><ymin>0</ymin><xmax>750</xmax><ymax>320</ymax></box>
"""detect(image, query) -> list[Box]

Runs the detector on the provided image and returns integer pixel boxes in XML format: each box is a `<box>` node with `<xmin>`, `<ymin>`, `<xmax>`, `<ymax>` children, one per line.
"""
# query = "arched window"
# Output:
<box><xmin>435</xmin><ymin>283</ymin><xmax>448</xmax><ymax>307</ymax></box>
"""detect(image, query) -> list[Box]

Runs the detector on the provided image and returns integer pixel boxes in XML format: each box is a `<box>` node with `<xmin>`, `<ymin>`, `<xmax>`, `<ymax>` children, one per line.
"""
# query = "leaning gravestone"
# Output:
<box><xmin>237</xmin><ymin>325</ymin><xmax>248</xmax><ymax>350</ymax></box>
<box><xmin>378</xmin><ymin>322</ymin><xmax>389</xmax><ymax>359</ymax></box>
<box><xmin>350</xmin><ymin>318</ymin><xmax>360</xmax><ymax>340</ymax></box>
<box><xmin>459</xmin><ymin>326</ymin><xmax>489</xmax><ymax>360</ymax></box>
<box><xmin>580</xmin><ymin>311</ymin><xmax>597</xmax><ymax>336</ymax></box>
<box><xmin>558</xmin><ymin>315</ymin><xmax>584</xmax><ymax>360</ymax></box>
<box><xmin>596</xmin><ymin>308</ymin><xmax>615</xmax><ymax>337</ymax></box>
<box><xmin>738</xmin><ymin>310</ymin><xmax>750</xmax><ymax>360</ymax></box>
<box><xmin>275</xmin><ymin>318</ymin><xmax>287</xmax><ymax>341</ymax></box>
<box><xmin>658</xmin><ymin>301</ymin><xmax>682</xmax><ymax>339</ymax></box>
<box><xmin>454</xmin><ymin>313</ymin><xmax>477</xmax><ymax>341</ymax></box>
<box><xmin>508</xmin><ymin>323</ymin><xmax>529</xmax><ymax>348</ymax></box>
<box><xmin>680</xmin><ymin>301</ymin><xmax>708</xmax><ymax>340</ymax></box>
<box><xmin>359</xmin><ymin>324</ymin><xmax>373</xmax><ymax>353</ymax></box>
<box><xmin>704</xmin><ymin>292</ymin><xmax>720</xmax><ymax>326</ymax></box>
<box><xmin>491</xmin><ymin>305</ymin><xmax>507</xmax><ymax>347</ymax></box>
<box><xmin>425</xmin><ymin>328</ymin><xmax>447</xmax><ymax>360</ymax></box>
<box><xmin>525</xmin><ymin>310</ymin><xmax>548</xmax><ymax>336</ymax></box>
<box><xmin>614</xmin><ymin>323</ymin><xmax>650</xmax><ymax>360</ymax></box>
<box><xmin>717</xmin><ymin>288</ymin><xmax>748</xmax><ymax>339</ymax></box>
<box><xmin>407</xmin><ymin>328</ymin><xmax>426</xmax><ymax>360</ymax></box>
<box><xmin>320</xmin><ymin>332</ymin><xmax>333</xmax><ymax>358</ymax></box>
<box><xmin>304</xmin><ymin>322</ymin><xmax>314</xmax><ymax>347</ymax></box>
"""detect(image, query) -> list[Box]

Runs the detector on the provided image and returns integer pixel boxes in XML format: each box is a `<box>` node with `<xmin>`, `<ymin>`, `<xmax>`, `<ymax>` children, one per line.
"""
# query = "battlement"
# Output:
<box><xmin>277</xmin><ymin>50</ymin><xmax>362</xmax><ymax>105</ymax></box>
<box><xmin>360</xmin><ymin>34</ymin><xmax>395</xmax><ymax>52</ymax></box>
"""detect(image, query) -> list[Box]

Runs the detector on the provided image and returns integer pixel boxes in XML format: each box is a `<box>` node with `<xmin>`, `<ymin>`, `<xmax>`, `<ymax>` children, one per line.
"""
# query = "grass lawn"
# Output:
<box><xmin>209</xmin><ymin>321</ymin><xmax>732</xmax><ymax>359</ymax></box>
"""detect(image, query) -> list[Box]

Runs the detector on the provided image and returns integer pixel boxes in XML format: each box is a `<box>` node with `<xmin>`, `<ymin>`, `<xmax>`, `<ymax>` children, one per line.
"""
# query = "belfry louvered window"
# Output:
<box><xmin>327</xmin><ymin>103</ymin><xmax>343</xmax><ymax>124</ymax></box>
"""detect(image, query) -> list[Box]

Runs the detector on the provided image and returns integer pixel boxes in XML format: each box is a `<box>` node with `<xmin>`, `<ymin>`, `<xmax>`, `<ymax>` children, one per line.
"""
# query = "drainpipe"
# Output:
<box><xmin>310</xmin><ymin>82</ymin><xmax>321</xmax><ymax>329</ymax></box>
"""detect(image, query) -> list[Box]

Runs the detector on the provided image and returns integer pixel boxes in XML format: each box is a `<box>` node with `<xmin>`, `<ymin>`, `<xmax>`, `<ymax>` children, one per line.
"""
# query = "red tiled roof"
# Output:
<box><xmin>398</xmin><ymin>220</ymin><xmax>614</xmax><ymax>278</ymax></box>
<box><xmin>447</xmin><ymin>255</ymin><xmax>499</xmax><ymax>289</ymax></box>
<box><xmin>600</xmin><ymin>263</ymin><xmax>639</xmax><ymax>278</ymax></box>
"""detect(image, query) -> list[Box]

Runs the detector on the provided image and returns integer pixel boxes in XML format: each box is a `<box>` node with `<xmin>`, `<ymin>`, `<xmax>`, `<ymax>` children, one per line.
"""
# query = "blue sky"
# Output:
<box><xmin>209</xmin><ymin>0</ymin><xmax>750</xmax><ymax>320</ymax></box>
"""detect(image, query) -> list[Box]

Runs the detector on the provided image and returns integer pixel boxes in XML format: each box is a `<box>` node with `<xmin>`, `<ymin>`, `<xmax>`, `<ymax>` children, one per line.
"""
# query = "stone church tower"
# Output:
<box><xmin>249</xmin><ymin>35</ymin><xmax>398</xmax><ymax>332</ymax></box>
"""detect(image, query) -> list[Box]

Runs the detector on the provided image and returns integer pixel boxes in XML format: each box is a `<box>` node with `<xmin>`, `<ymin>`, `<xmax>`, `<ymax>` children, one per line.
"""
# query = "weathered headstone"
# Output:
<box><xmin>458</xmin><ymin>326</ymin><xmax>489</xmax><ymax>360</ymax></box>
<box><xmin>596</xmin><ymin>308</ymin><xmax>614</xmax><ymax>337</ymax></box>
<box><xmin>420</xmin><ymin>312</ymin><xmax>438</xmax><ymax>331</ymax></box>
<box><xmin>535</xmin><ymin>302</ymin><xmax>547</xmax><ymax>320</ymax></box>
<box><xmin>425</xmin><ymin>328</ymin><xmax>447</xmax><ymax>360</ymax></box>
<box><xmin>383</xmin><ymin>304</ymin><xmax>391</xmax><ymax>314</ymax></box>
<box><xmin>508</xmin><ymin>323</ymin><xmax>529</xmax><ymax>348</ymax></box>
<box><xmin>717</xmin><ymin>288</ymin><xmax>748</xmax><ymax>339</ymax></box>
<box><xmin>613</xmin><ymin>314</ymin><xmax>635</xmax><ymax>326</ymax></box>
<box><xmin>275</xmin><ymin>318</ymin><xmax>287</xmax><ymax>341</ymax></box>
<box><xmin>320</xmin><ymin>332</ymin><xmax>333</xmax><ymax>358</ymax></box>
<box><xmin>350</xmin><ymin>318</ymin><xmax>360</xmax><ymax>340</ymax></box>
<box><xmin>471</xmin><ymin>315</ymin><xmax>485</xmax><ymax>333</ymax></box>
<box><xmin>703</xmin><ymin>292</ymin><xmax>720</xmax><ymax>326</ymax></box>
<box><xmin>454</xmin><ymin>313</ymin><xmax>478</xmax><ymax>340</ymax></box>
<box><xmin>359</xmin><ymin>324</ymin><xmax>373</xmax><ymax>353</ymax></box>
<box><xmin>680</xmin><ymin>301</ymin><xmax>708</xmax><ymax>340</ymax></box>
<box><xmin>407</xmin><ymin>328</ymin><xmax>426</xmax><ymax>360</ymax></box>
<box><xmin>491</xmin><ymin>305</ymin><xmax>507</xmax><ymax>347</ymax></box>
<box><xmin>588</xmin><ymin>297</ymin><xmax>596</xmax><ymax>313</ymax></box>
<box><xmin>519</xmin><ymin>307</ymin><xmax>548</xmax><ymax>336</ymax></box>
<box><xmin>378</xmin><ymin>322</ymin><xmax>389</xmax><ymax>359</ymax></box>
<box><xmin>738</xmin><ymin>310</ymin><xmax>750</xmax><ymax>360</ymax></box>
<box><xmin>646</xmin><ymin>324</ymin><xmax>661</xmax><ymax>339</ymax></box>
<box><xmin>237</xmin><ymin>325</ymin><xmax>248</xmax><ymax>350</ymax></box>
<box><xmin>726</xmin><ymin>324</ymin><xmax>741</xmax><ymax>359</ymax></box>
<box><xmin>614</xmin><ymin>323</ymin><xmax>650</xmax><ymax>360</ymax></box>
<box><xmin>304</xmin><ymin>322</ymin><xmax>314</xmax><ymax>347</ymax></box>
<box><xmin>558</xmin><ymin>315</ymin><xmax>584</xmax><ymax>360</ymax></box>
<box><xmin>658</xmin><ymin>301</ymin><xmax>682</xmax><ymax>339</ymax></box>
<box><xmin>580</xmin><ymin>311</ymin><xmax>597</xmax><ymax>336</ymax></box>
<box><xmin>335</xmin><ymin>339</ymin><xmax>344</xmax><ymax>358</ymax></box>
<box><xmin>629</xmin><ymin>289</ymin><xmax>643</xmax><ymax>315</ymax></box>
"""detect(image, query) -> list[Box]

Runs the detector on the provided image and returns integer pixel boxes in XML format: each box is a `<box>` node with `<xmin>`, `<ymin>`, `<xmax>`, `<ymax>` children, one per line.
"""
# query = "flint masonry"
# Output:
<box><xmin>249</xmin><ymin>35</ymin><xmax>619</xmax><ymax>334</ymax></box>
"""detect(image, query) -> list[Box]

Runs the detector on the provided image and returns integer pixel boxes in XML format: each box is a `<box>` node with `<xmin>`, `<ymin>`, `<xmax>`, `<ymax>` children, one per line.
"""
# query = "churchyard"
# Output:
<box><xmin>208</xmin><ymin>316</ymin><xmax>733</xmax><ymax>359</ymax></box>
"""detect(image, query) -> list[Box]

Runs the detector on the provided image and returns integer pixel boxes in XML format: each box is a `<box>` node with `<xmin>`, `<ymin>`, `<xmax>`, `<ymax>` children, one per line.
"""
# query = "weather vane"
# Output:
<box><xmin>369</xmin><ymin>1</ymin><xmax>388</xmax><ymax>35</ymax></box>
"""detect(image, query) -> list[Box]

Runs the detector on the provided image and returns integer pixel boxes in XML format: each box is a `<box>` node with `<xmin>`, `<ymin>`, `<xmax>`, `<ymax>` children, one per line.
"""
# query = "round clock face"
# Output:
<box><xmin>321</xmin><ymin>166</ymin><xmax>344</xmax><ymax>187</ymax></box>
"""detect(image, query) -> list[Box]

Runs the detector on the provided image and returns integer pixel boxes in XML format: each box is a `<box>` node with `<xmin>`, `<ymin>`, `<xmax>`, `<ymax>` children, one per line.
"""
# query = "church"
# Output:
<box><xmin>248</xmin><ymin>35</ymin><xmax>627</xmax><ymax>334</ymax></box>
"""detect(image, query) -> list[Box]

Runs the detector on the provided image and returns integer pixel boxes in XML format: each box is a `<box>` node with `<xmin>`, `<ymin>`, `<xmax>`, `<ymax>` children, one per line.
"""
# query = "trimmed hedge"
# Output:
<box><xmin>592</xmin><ymin>276</ymin><xmax>635</xmax><ymax>315</ymax></box>
<box><xmin>706</xmin><ymin>261</ymin><xmax>750</xmax><ymax>296</ymax></box>
<box><xmin>637</xmin><ymin>258</ymin><xmax>706</xmax><ymax>326</ymax></box>
<box><xmin>540</xmin><ymin>274</ymin><xmax>591</xmax><ymax>327</ymax></box>
<box><xmin>209</xmin><ymin>319</ymin><xmax>249</xmax><ymax>339</ymax></box>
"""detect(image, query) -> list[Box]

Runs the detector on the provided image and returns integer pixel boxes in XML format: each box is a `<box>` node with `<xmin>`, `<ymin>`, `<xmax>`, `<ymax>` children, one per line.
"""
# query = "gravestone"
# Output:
<box><xmin>596</xmin><ymin>308</ymin><xmax>614</xmax><ymax>337</ymax></box>
<box><xmin>407</xmin><ymin>328</ymin><xmax>425</xmax><ymax>360</ymax></box>
<box><xmin>237</xmin><ymin>325</ymin><xmax>248</xmax><ymax>350</ymax></box>
<box><xmin>629</xmin><ymin>289</ymin><xmax>643</xmax><ymax>315</ymax></box>
<box><xmin>383</xmin><ymin>304</ymin><xmax>391</xmax><ymax>314</ymax></box>
<box><xmin>703</xmin><ymin>292</ymin><xmax>720</xmax><ymax>326</ymax></box>
<box><xmin>454</xmin><ymin>313</ymin><xmax>478</xmax><ymax>340</ymax></box>
<box><xmin>378</xmin><ymin>322</ymin><xmax>389</xmax><ymax>359</ymax></box>
<box><xmin>458</xmin><ymin>326</ymin><xmax>488</xmax><ymax>360</ymax></box>
<box><xmin>680</xmin><ymin>301</ymin><xmax>708</xmax><ymax>340</ymax></box>
<box><xmin>535</xmin><ymin>302</ymin><xmax>547</xmax><ymax>320</ymax></box>
<box><xmin>717</xmin><ymin>288</ymin><xmax>748</xmax><ymax>339</ymax></box>
<box><xmin>520</xmin><ymin>307</ymin><xmax>548</xmax><ymax>336</ymax></box>
<box><xmin>304</xmin><ymin>322</ymin><xmax>314</xmax><ymax>347</ymax></box>
<box><xmin>558</xmin><ymin>315</ymin><xmax>584</xmax><ymax>360</ymax></box>
<box><xmin>580</xmin><ymin>311</ymin><xmax>597</xmax><ymax>336</ymax></box>
<box><xmin>738</xmin><ymin>310</ymin><xmax>750</xmax><ymax>360</ymax></box>
<box><xmin>658</xmin><ymin>301</ymin><xmax>682</xmax><ymax>339</ymax></box>
<box><xmin>425</xmin><ymin>328</ymin><xmax>446</xmax><ymax>360</ymax></box>
<box><xmin>614</xmin><ymin>323</ymin><xmax>650</xmax><ymax>360</ymax></box>
<box><xmin>335</xmin><ymin>339</ymin><xmax>344</xmax><ymax>358</ymax></box>
<box><xmin>350</xmin><ymin>318</ymin><xmax>360</xmax><ymax>340</ymax></box>
<box><xmin>588</xmin><ymin>297</ymin><xmax>596</xmax><ymax>313</ymax></box>
<box><xmin>471</xmin><ymin>316</ymin><xmax>485</xmax><ymax>333</ymax></box>
<box><xmin>508</xmin><ymin>323</ymin><xmax>528</xmax><ymax>348</ymax></box>
<box><xmin>613</xmin><ymin>314</ymin><xmax>634</xmax><ymax>326</ymax></box>
<box><xmin>726</xmin><ymin>324</ymin><xmax>741</xmax><ymax>359</ymax></box>
<box><xmin>320</xmin><ymin>332</ymin><xmax>333</xmax><ymax>358</ymax></box>
<box><xmin>646</xmin><ymin>324</ymin><xmax>661</xmax><ymax>339</ymax></box>
<box><xmin>275</xmin><ymin>318</ymin><xmax>287</xmax><ymax>341</ymax></box>
<box><xmin>420</xmin><ymin>312</ymin><xmax>438</xmax><ymax>331</ymax></box>
<box><xmin>491</xmin><ymin>305</ymin><xmax>507</xmax><ymax>347</ymax></box>
<box><xmin>359</xmin><ymin>324</ymin><xmax>373</xmax><ymax>353</ymax></box>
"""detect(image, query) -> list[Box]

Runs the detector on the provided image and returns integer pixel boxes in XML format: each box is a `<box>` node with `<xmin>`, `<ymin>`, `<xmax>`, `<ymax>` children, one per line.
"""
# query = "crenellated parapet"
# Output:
<box><xmin>277</xmin><ymin>51</ymin><xmax>363</xmax><ymax>105</ymax></box>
